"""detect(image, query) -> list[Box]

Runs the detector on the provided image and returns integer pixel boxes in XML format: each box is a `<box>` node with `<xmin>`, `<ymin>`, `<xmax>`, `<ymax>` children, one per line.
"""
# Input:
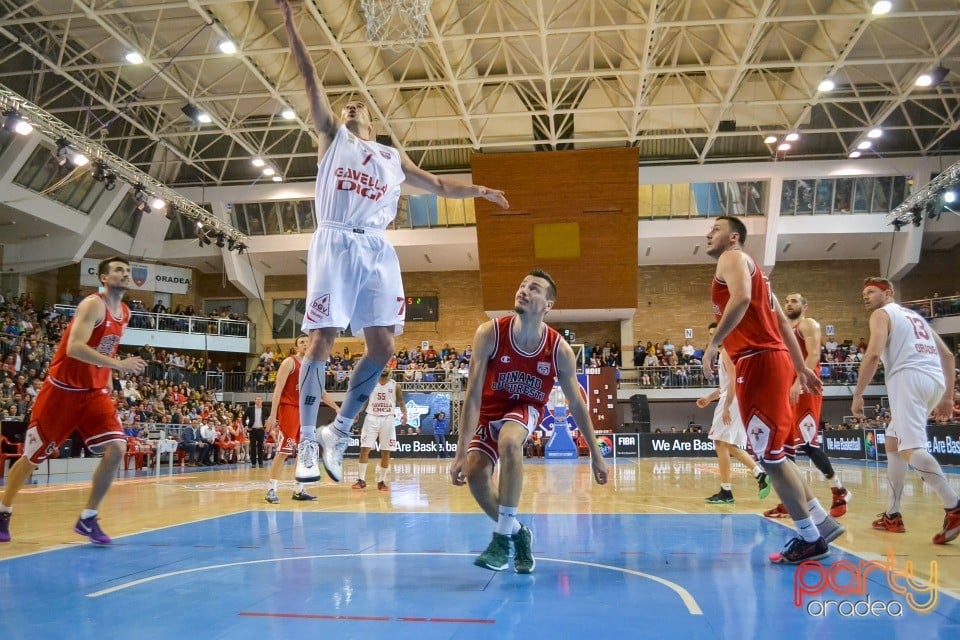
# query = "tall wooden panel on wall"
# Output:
<box><xmin>471</xmin><ymin>148</ymin><xmax>639</xmax><ymax>311</ymax></box>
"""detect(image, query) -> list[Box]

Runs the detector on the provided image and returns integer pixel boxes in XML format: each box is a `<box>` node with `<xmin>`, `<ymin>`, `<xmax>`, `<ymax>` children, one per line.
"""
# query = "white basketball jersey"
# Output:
<box><xmin>368</xmin><ymin>380</ymin><xmax>398</xmax><ymax>417</ymax></box>
<box><xmin>315</xmin><ymin>125</ymin><xmax>404</xmax><ymax>230</ymax></box>
<box><xmin>880</xmin><ymin>302</ymin><xmax>943</xmax><ymax>382</ymax></box>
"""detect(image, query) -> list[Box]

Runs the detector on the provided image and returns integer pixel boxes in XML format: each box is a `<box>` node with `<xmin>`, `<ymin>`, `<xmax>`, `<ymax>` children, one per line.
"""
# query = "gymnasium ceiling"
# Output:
<box><xmin>1</xmin><ymin>0</ymin><xmax>959</xmax><ymax>188</ymax></box>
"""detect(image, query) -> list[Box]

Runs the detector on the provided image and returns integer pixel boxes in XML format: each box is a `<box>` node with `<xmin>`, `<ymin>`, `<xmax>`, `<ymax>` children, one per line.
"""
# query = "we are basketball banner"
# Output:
<box><xmin>80</xmin><ymin>258</ymin><xmax>192</xmax><ymax>294</ymax></box>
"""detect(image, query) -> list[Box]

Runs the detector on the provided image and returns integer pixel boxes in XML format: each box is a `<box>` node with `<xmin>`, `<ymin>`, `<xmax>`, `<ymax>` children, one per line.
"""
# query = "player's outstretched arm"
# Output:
<box><xmin>399</xmin><ymin>151</ymin><xmax>509</xmax><ymax>209</ymax></box>
<box><xmin>556</xmin><ymin>340</ymin><xmax>608</xmax><ymax>485</ymax></box>
<box><xmin>276</xmin><ymin>0</ymin><xmax>338</xmax><ymax>149</ymax></box>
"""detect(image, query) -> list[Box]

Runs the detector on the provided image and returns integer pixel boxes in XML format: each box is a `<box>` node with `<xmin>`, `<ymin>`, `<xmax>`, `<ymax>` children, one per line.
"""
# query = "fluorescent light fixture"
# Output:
<box><xmin>785</xmin><ymin>132</ymin><xmax>799</xmax><ymax>142</ymax></box>
<box><xmin>867</xmin><ymin>128</ymin><xmax>883</xmax><ymax>138</ymax></box>
<box><xmin>252</xmin><ymin>157</ymin><xmax>265</xmax><ymax>167</ymax></box>
<box><xmin>872</xmin><ymin>1</ymin><xmax>892</xmax><ymax>15</ymax></box>
<box><xmin>764</xmin><ymin>135</ymin><xmax>777</xmax><ymax>144</ymax></box>
<box><xmin>818</xmin><ymin>79</ymin><xmax>835</xmax><ymax>92</ymax></box>
<box><xmin>281</xmin><ymin>108</ymin><xmax>296</xmax><ymax>120</ymax></box>
<box><xmin>271</xmin><ymin>175</ymin><xmax>283</xmax><ymax>182</ymax></box>
<box><xmin>777</xmin><ymin>143</ymin><xmax>791</xmax><ymax>151</ymax></box>
<box><xmin>125</xmin><ymin>51</ymin><xmax>144</xmax><ymax>64</ymax></box>
<box><xmin>218</xmin><ymin>40</ymin><xmax>237</xmax><ymax>54</ymax></box>
<box><xmin>262</xmin><ymin>167</ymin><xmax>276</xmax><ymax>176</ymax></box>
<box><xmin>849</xmin><ymin>151</ymin><xmax>861</xmax><ymax>158</ymax></box>
<box><xmin>857</xmin><ymin>140</ymin><xmax>872</xmax><ymax>150</ymax></box>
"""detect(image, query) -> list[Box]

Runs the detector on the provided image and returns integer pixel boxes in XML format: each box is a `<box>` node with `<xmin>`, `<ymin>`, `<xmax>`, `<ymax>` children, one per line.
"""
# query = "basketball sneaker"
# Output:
<box><xmin>817</xmin><ymin>515</ymin><xmax>846</xmax><ymax>543</ymax></box>
<box><xmin>352</xmin><ymin>479</ymin><xmax>367</xmax><ymax>490</ymax></box>
<box><xmin>0</xmin><ymin>511</ymin><xmax>10</xmax><ymax>543</ymax></box>
<box><xmin>377</xmin><ymin>481</ymin><xmax>389</xmax><ymax>492</ymax></box>
<box><xmin>318</xmin><ymin>425</ymin><xmax>349</xmax><ymax>482</ymax></box>
<box><xmin>474</xmin><ymin>532</ymin><xmax>511</xmax><ymax>571</ymax></box>
<box><xmin>706</xmin><ymin>489</ymin><xmax>734</xmax><ymax>504</ymax></box>
<box><xmin>757</xmin><ymin>472</ymin><xmax>771</xmax><ymax>500</ymax></box>
<box><xmin>294</xmin><ymin>439</ymin><xmax>321</xmax><ymax>483</ymax></box>
<box><xmin>512</xmin><ymin>525</ymin><xmax>535</xmax><ymax>574</ymax></box>
<box><xmin>73</xmin><ymin>515</ymin><xmax>112</xmax><ymax>545</ymax></box>
<box><xmin>769</xmin><ymin>536</ymin><xmax>829</xmax><ymax>565</ymax></box>
<box><xmin>764</xmin><ymin>503</ymin><xmax>790</xmax><ymax>518</ymax></box>
<box><xmin>265</xmin><ymin>488</ymin><xmax>279</xmax><ymax>504</ymax></box>
<box><xmin>830</xmin><ymin>487</ymin><xmax>851</xmax><ymax>517</ymax></box>
<box><xmin>291</xmin><ymin>490</ymin><xmax>317</xmax><ymax>501</ymax></box>
<box><xmin>872</xmin><ymin>512</ymin><xmax>906</xmax><ymax>533</ymax></box>
<box><xmin>932</xmin><ymin>502</ymin><xmax>960</xmax><ymax>545</ymax></box>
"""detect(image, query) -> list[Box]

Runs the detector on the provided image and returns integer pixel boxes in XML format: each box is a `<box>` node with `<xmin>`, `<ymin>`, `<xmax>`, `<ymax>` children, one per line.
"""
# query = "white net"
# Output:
<box><xmin>359</xmin><ymin>0</ymin><xmax>430</xmax><ymax>51</ymax></box>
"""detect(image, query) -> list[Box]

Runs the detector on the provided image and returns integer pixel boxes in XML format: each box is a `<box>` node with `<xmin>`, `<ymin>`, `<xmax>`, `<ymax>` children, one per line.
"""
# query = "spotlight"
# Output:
<box><xmin>104</xmin><ymin>172</ymin><xmax>116</xmax><ymax>191</ymax></box>
<box><xmin>944</xmin><ymin>190</ymin><xmax>957</xmax><ymax>204</ymax></box>
<box><xmin>2</xmin><ymin>110</ymin><xmax>33</xmax><ymax>135</ymax></box>
<box><xmin>215</xmin><ymin>232</ymin><xmax>226</xmax><ymax>248</ymax></box>
<box><xmin>92</xmin><ymin>161</ymin><xmax>107</xmax><ymax>182</ymax></box>
<box><xmin>165</xmin><ymin>206</ymin><xmax>177</xmax><ymax>221</ymax></box>
<box><xmin>149</xmin><ymin>196</ymin><xmax>166</xmax><ymax>211</ymax></box>
<box><xmin>227</xmin><ymin>237</ymin><xmax>236</xmax><ymax>251</ymax></box>
<box><xmin>133</xmin><ymin>184</ymin><xmax>149</xmax><ymax>212</ymax></box>
<box><xmin>911</xmin><ymin>206</ymin><xmax>922</xmax><ymax>227</ymax></box>
<box><xmin>181</xmin><ymin>103</ymin><xmax>211</xmax><ymax>124</ymax></box>
<box><xmin>925</xmin><ymin>201</ymin><xmax>940</xmax><ymax>221</ymax></box>
<box><xmin>236</xmin><ymin>243</ymin><xmax>246</xmax><ymax>255</ymax></box>
<box><xmin>891</xmin><ymin>218</ymin><xmax>905</xmax><ymax>231</ymax></box>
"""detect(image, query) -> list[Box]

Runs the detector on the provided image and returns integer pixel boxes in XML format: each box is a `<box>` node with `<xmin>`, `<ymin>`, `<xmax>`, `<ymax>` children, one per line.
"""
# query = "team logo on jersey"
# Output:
<box><xmin>132</xmin><ymin>265</ymin><xmax>148</xmax><ymax>287</ymax></box>
<box><xmin>379</xmin><ymin>150</ymin><xmax>392</xmax><ymax>160</ymax></box>
<box><xmin>501</xmin><ymin>355</ymin><xmax>511</xmax><ymax>364</ymax></box>
<box><xmin>537</xmin><ymin>361</ymin><xmax>550</xmax><ymax>375</ymax></box>
<box><xmin>306</xmin><ymin>293</ymin><xmax>331</xmax><ymax>322</ymax></box>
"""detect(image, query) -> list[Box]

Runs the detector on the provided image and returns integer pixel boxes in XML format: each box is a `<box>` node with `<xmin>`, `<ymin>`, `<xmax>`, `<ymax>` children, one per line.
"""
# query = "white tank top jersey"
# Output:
<box><xmin>368</xmin><ymin>380</ymin><xmax>398</xmax><ymax>417</ymax></box>
<box><xmin>314</xmin><ymin>124</ymin><xmax>405</xmax><ymax>230</ymax></box>
<box><xmin>880</xmin><ymin>302</ymin><xmax>944</xmax><ymax>382</ymax></box>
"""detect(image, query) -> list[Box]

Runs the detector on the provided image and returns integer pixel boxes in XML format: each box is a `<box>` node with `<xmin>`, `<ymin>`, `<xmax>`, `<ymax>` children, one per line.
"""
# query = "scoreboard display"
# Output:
<box><xmin>405</xmin><ymin>295</ymin><xmax>439</xmax><ymax>322</ymax></box>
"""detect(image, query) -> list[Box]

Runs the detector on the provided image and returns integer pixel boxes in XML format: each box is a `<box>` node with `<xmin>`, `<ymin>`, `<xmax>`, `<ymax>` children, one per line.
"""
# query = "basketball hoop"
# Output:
<box><xmin>359</xmin><ymin>0</ymin><xmax>430</xmax><ymax>51</ymax></box>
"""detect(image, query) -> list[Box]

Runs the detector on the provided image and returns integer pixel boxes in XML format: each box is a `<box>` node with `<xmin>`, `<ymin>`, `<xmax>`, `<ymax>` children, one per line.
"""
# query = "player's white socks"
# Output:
<box><xmin>295</xmin><ymin>483</ymin><xmax>305</xmax><ymax>493</ymax></box>
<box><xmin>909</xmin><ymin>450</ymin><xmax>960</xmax><ymax>508</ymax></box>
<box><xmin>721</xmin><ymin>483</ymin><xmax>732</xmax><ymax>491</ymax></box>
<box><xmin>0</xmin><ymin>502</ymin><xmax>11</xmax><ymax>514</ymax></box>
<box><xmin>886</xmin><ymin>451</ymin><xmax>908</xmax><ymax>514</ymax></box>
<box><xmin>807</xmin><ymin>498</ymin><xmax>829</xmax><ymax>526</ymax></box>
<box><xmin>794</xmin><ymin>517</ymin><xmax>820</xmax><ymax>542</ymax></box>
<box><xmin>752</xmin><ymin>466</ymin><xmax>764</xmax><ymax>478</ymax></box>
<box><xmin>80</xmin><ymin>509</ymin><xmax>97</xmax><ymax>520</ymax></box>
<box><xmin>357</xmin><ymin>462</ymin><xmax>368</xmax><ymax>482</ymax></box>
<box><xmin>830</xmin><ymin>476</ymin><xmax>843</xmax><ymax>489</ymax></box>
<box><xmin>269</xmin><ymin>479</ymin><xmax>279</xmax><ymax>491</ymax></box>
<box><xmin>298</xmin><ymin>357</ymin><xmax>327</xmax><ymax>441</ymax></box>
<box><xmin>495</xmin><ymin>506</ymin><xmax>521</xmax><ymax>536</ymax></box>
<box><xmin>376</xmin><ymin>465</ymin><xmax>389</xmax><ymax>483</ymax></box>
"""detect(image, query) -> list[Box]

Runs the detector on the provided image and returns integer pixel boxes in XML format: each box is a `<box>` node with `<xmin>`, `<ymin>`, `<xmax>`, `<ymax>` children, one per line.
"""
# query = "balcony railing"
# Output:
<box><xmin>53</xmin><ymin>305</ymin><xmax>252</xmax><ymax>339</ymax></box>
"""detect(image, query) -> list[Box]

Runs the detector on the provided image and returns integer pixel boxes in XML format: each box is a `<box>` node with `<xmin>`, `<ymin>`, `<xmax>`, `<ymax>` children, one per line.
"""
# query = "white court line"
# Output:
<box><xmin>85</xmin><ymin>551</ymin><xmax>703</xmax><ymax>615</ymax></box>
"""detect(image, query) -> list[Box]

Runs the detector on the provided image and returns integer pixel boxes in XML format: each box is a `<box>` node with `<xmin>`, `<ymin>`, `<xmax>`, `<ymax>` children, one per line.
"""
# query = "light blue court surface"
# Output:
<box><xmin>1</xmin><ymin>512</ymin><xmax>957</xmax><ymax>639</ymax></box>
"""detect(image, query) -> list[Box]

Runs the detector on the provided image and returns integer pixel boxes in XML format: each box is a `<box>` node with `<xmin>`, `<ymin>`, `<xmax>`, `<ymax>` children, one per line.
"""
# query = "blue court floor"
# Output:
<box><xmin>1</xmin><ymin>510</ymin><xmax>957</xmax><ymax>639</ymax></box>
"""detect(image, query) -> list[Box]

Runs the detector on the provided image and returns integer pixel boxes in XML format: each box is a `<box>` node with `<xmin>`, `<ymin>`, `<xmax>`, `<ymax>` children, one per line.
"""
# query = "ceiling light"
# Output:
<box><xmin>945</xmin><ymin>191</ymin><xmax>957</xmax><ymax>204</ymax></box>
<box><xmin>867</xmin><ymin>128</ymin><xmax>883</xmax><ymax>138</ymax></box>
<box><xmin>2</xmin><ymin>110</ymin><xmax>33</xmax><ymax>135</ymax></box>
<box><xmin>871</xmin><ymin>1</ymin><xmax>892</xmax><ymax>15</ymax></box>
<box><xmin>70</xmin><ymin>152</ymin><xmax>89</xmax><ymax>167</ymax></box>
<box><xmin>818</xmin><ymin>79</ymin><xmax>835</xmax><ymax>92</ymax></box>
<box><xmin>262</xmin><ymin>167</ymin><xmax>276</xmax><ymax>176</ymax></box>
<box><xmin>763</xmin><ymin>135</ymin><xmax>777</xmax><ymax>144</ymax></box>
<box><xmin>857</xmin><ymin>140</ymin><xmax>872</xmax><ymax>150</ymax></box>
<box><xmin>281</xmin><ymin>108</ymin><xmax>296</xmax><ymax>120</ymax></box>
<box><xmin>271</xmin><ymin>175</ymin><xmax>282</xmax><ymax>182</ymax></box>
<box><xmin>914</xmin><ymin>66</ymin><xmax>949</xmax><ymax>88</ymax></box>
<box><xmin>777</xmin><ymin>143</ymin><xmax>791</xmax><ymax>151</ymax></box>
<box><xmin>125</xmin><ymin>51</ymin><xmax>144</xmax><ymax>64</ymax></box>
<box><xmin>197</xmin><ymin>112</ymin><xmax>212</xmax><ymax>124</ymax></box>
<box><xmin>251</xmin><ymin>157</ymin><xmax>265</xmax><ymax>167</ymax></box>
<box><xmin>218</xmin><ymin>40</ymin><xmax>237</xmax><ymax>54</ymax></box>
<box><xmin>849</xmin><ymin>151</ymin><xmax>861</xmax><ymax>158</ymax></box>
<box><xmin>149</xmin><ymin>197</ymin><xmax>166</xmax><ymax>210</ymax></box>
<box><xmin>915</xmin><ymin>73</ymin><xmax>933</xmax><ymax>87</ymax></box>
<box><xmin>785</xmin><ymin>132</ymin><xmax>799</xmax><ymax>142</ymax></box>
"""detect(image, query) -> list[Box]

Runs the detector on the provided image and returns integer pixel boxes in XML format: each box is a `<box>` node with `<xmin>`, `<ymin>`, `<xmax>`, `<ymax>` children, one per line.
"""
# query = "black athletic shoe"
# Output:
<box><xmin>769</xmin><ymin>536</ymin><xmax>829</xmax><ymax>565</ymax></box>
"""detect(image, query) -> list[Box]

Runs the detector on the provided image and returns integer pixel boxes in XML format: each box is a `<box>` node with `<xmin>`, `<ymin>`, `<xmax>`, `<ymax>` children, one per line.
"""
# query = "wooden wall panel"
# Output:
<box><xmin>471</xmin><ymin>148</ymin><xmax>639</xmax><ymax>311</ymax></box>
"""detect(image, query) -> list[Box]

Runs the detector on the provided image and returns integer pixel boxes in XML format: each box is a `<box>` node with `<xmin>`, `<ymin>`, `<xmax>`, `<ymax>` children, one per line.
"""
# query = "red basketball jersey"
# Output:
<box><xmin>711</xmin><ymin>256</ymin><xmax>785</xmax><ymax>362</ymax></box>
<box><xmin>279</xmin><ymin>356</ymin><xmax>302</xmax><ymax>406</ymax></box>
<box><xmin>49</xmin><ymin>294</ymin><xmax>130</xmax><ymax>390</ymax></box>
<box><xmin>480</xmin><ymin>316</ymin><xmax>561</xmax><ymax>421</ymax></box>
